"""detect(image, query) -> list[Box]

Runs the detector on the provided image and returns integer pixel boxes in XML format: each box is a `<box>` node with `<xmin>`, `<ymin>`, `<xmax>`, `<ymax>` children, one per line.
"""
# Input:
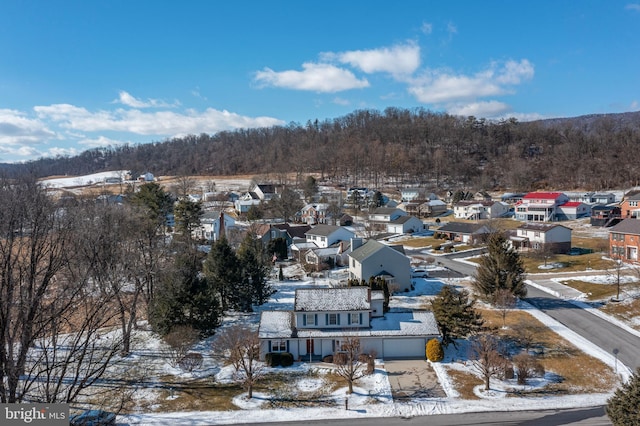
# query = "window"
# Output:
<box><xmin>273</xmin><ymin>340</ymin><xmax>287</xmax><ymax>352</ymax></box>
<box><xmin>350</xmin><ymin>313</ymin><xmax>360</xmax><ymax>325</ymax></box>
<box><xmin>305</xmin><ymin>314</ymin><xmax>315</xmax><ymax>326</ymax></box>
<box><xmin>328</xmin><ymin>313</ymin><xmax>338</xmax><ymax>325</ymax></box>
<box><xmin>631</xmin><ymin>201</ymin><xmax>638</xmax><ymax>207</ymax></box>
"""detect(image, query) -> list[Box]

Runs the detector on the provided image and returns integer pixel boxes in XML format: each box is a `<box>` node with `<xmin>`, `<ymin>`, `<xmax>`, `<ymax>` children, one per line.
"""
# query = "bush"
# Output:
<box><xmin>322</xmin><ymin>355</ymin><xmax>334</xmax><ymax>363</ymax></box>
<box><xmin>265</xmin><ymin>352</ymin><xmax>281</xmax><ymax>367</ymax></box>
<box><xmin>333</xmin><ymin>352</ymin><xmax>347</xmax><ymax>365</ymax></box>
<box><xmin>426</xmin><ymin>338</ymin><xmax>445</xmax><ymax>362</ymax></box>
<box><xmin>280</xmin><ymin>352</ymin><xmax>294</xmax><ymax>367</ymax></box>
<box><xmin>178</xmin><ymin>352</ymin><xmax>203</xmax><ymax>372</ymax></box>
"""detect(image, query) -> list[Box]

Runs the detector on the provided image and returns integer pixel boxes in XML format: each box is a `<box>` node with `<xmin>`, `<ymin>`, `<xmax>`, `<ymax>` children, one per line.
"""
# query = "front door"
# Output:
<box><xmin>306</xmin><ymin>339</ymin><xmax>314</xmax><ymax>355</ymax></box>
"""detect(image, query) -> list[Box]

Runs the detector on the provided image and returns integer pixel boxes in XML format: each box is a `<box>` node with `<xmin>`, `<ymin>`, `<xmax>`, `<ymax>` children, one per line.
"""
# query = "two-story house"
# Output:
<box><xmin>620</xmin><ymin>192</ymin><xmax>640</xmax><ymax>219</ymax></box>
<box><xmin>348</xmin><ymin>238</ymin><xmax>411</xmax><ymax>292</ymax></box>
<box><xmin>300</xmin><ymin>203</ymin><xmax>330</xmax><ymax>225</ymax></box>
<box><xmin>609</xmin><ymin>218</ymin><xmax>640</xmax><ymax>264</ymax></box>
<box><xmin>258</xmin><ymin>287</ymin><xmax>440</xmax><ymax>361</ymax></box>
<box><xmin>304</xmin><ymin>225</ymin><xmax>355</xmax><ymax>249</ymax></box>
<box><xmin>453</xmin><ymin>200</ymin><xmax>509</xmax><ymax>220</ymax></box>
<box><xmin>368</xmin><ymin>207</ymin><xmax>407</xmax><ymax>223</ymax></box>
<box><xmin>515</xmin><ymin>192</ymin><xmax>570</xmax><ymax>222</ymax></box>
<box><xmin>510</xmin><ymin>223</ymin><xmax>572</xmax><ymax>254</ymax></box>
<box><xmin>192</xmin><ymin>211</ymin><xmax>235</xmax><ymax>242</ymax></box>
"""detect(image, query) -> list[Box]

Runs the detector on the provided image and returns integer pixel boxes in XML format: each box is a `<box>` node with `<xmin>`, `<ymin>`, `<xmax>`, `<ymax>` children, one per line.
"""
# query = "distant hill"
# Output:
<box><xmin>4</xmin><ymin>108</ymin><xmax>640</xmax><ymax>192</ymax></box>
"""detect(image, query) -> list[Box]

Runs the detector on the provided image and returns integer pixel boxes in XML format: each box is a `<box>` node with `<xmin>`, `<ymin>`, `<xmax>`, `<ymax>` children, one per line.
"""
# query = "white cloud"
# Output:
<box><xmin>421</xmin><ymin>22</ymin><xmax>433</xmax><ymax>35</ymax></box>
<box><xmin>331</xmin><ymin>43</ymin><xmax>421</xmax><ymax>78</ymax></box>
<box><xmin>631</xmin><ymin>100</ymin><xmax>639</xmax><ymax>110</ymax></box>
<box><xmin>114</xmin><ymin>91</ymin><xmax>179</xmax><ymax>108</ymax></box>
<box><xmin>47</xmin><ymin>146</ymin><xmax>79</xmax><ymax>158</ymax></box>
<box><xmin>447</xmin><ymin>22</ymin><xmax>458</xmax><ymax>35</ymax></box>
<box><xmin>35</xmin><ymin>104</ymin><xmax>284</xmax><ymax>135</ymax></box>
<box><xmin>446</xmin><ymin>101</ymin><xmax>511</xmax><ymax>117</ymax></box>
<box><xmin>332</xmin><ymin>97</ymin><xmax>350</xmax><ymax>106</ymax></box>
<box><xmin>625</xmin><ymin>3</ymin><xmax>640</xmax><ymax>11</ymax></box>
<box><xmin>78</xmin><ymin>135</ymin><xmax>127</xmax><ymax>148</ymax></box>
<box><xmin>254</xmin><ymin>62</ymin><xmax>369</xmax><ymax>93</ymax></box>
<box><xmin>408</xmin><ymin>59</ymin><xmax>534</xmax><ymax>104</ymax></box>
<box><xmin>0</xmin><ymin>108</ymin><xmax>57</xmax><ymax>146</ymax></box>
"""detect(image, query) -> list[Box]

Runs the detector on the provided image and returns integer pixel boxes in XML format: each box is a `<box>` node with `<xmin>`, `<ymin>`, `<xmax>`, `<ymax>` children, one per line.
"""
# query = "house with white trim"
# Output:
<box><xmin>304</xmin><ymin>225</ymin><xmax>355</xmax><ymax>249</ymax></box>
<box><xmin>556</xmin><ymin>201</ymin><xmax>591</xmax><ymax>220</ymax></box>
<box><xmin>387</xmin><ymin>216</ymin><xmax>427</xmax><ymax>234</ymax></box>
<box><xmin>193</xmin><ymin>211</ymin><xmax>236</xmax><ymax>242</ymax></box>
<box><xmin>258</xmin><ymin>287</ymin><xmax>440</xmax><ymax>361</ymax></box>
<box><xmin>453</xmin><ymin>200</ymin><xmax>509</xmax><ymax>220</ymax></box>
<box><xmin>514</xmin><ymin>192</ymin><xmax>570</xmax><ymax>222</ymax></box>
<box><xmin>510</xmin><ymin>223</ymin><xmax>572</xmax><ymax>254</ymax></box>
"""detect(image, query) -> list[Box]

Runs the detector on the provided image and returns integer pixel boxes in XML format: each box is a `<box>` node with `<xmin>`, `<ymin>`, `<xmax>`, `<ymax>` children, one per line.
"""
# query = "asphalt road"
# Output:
<box><xmin>437</xmin><ymin>253</ymin><xmax>640</xmax><ymax>372</ymax></box>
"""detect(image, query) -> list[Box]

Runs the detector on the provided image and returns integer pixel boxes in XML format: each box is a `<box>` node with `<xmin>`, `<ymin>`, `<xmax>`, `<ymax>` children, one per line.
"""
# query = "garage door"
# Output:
<box><xmin>382</xmin><ymin>338</ymin><xmax>425</xmax><ymax>359</ymax></box>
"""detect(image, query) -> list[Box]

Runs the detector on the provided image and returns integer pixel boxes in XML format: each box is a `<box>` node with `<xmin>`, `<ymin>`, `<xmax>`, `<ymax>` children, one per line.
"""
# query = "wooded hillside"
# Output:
<box><xmin>5</xmin><ymin>108</ymin><xmax>640</xmax><ymax>191</ymax></box>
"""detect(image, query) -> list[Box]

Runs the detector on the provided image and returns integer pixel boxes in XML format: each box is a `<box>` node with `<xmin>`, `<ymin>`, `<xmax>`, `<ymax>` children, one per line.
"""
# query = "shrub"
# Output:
<box><xmin>333</xmin><ymin>352</ymin><xmax>347</xmax><ymax>365</ymax></box>
<box><xmin>178</xmin><ymin>352</ymin><xmax>203</xmax><ymax>372</ymax></box>
<box><xmin>513</xmin><ymin>352</ymin><xmax>544</xmax><ymax>385</ymax></box>
<box><xmin>280</xmin><ymin>352</ymin><xmax>294</xmax><ymax>367</ymax></box>
<box><xmin>265</xmin><ymin>352</ymin><xmax>281</xmax><ymax>367</ymax></box>
<box><xmin>322</xmin><ymin>355</ymin><xmax>334</xmax><ymax>363</ymax></box>
<box><xmin>426</xmin><ymin>338</ymin><xmax>445</xmax><ymax>362</ymax></box>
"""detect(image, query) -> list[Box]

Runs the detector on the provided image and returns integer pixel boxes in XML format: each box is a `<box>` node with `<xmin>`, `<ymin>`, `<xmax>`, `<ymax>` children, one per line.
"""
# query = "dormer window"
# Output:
<box><xmin>350</xmin><ymin>313</ymin><xmax>360</xmax><ymax>325</ymax></box>
<box><xmin>328</xmin><ymin>313</ymin><xmax>338</xmax><ymax>325</ymax></box>
<box><xmin>305</xmin><ymin>314</ymin><xmax>316</xmax><ymax>325</ymax></box>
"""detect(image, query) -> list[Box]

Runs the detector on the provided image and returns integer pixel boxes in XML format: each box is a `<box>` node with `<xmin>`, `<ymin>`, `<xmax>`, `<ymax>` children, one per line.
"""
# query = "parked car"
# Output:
<box><xmin>70</xmin><ymin>410</ymin><xmax>116</xmax><ymax>426</ymax></box>
<box><xmin>411</xmin><ymin>268</ymin><xmax>429</xmax><ymax>278</ymax></box>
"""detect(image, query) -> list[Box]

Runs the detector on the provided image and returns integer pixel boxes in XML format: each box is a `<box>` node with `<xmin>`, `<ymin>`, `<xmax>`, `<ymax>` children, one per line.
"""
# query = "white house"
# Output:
<box><xmin>193</xmin><ymin>211</ymin><xmax>236</xmax><ymax>242</ymax></box>
<box><xmin>453</xmin><ymin>200</ymin><xmax>509</xmax><ymax>220</ymax></box>
<box><xmin>556</xmin><ymin>201</ymin><xmax>591</xmax><ymax>220</ymax></box>
<box><xmin>258</xmin><ymin>287</ymin><xmax>440</xmax><ymax>360</ymax></box>
<box><xmin>515</xmin><ymin>192</ymin><xmax>570</xmax><ymax>222</ymax></box>
<box><xmin>368</xmin><ymin>207</ymin><xmax>407</xmax><ymax>223</ymax></box>
<box><xmin>510</xmin><ymin>223</ymin><xmax>572</xmax><ymax>254</ymax></box>
<box><xmin>348</xmin><ymin>238</ymin><xmax>411</xmax><ymax>292</ymax></box>
<box><xmin>387</xmin><ymin>216</ymin><xmax>427</xmax><ymax>234</ymax></box>
<box><xmin>304</xmin><ymin>225</ymin><xmax>355</xmax><ymax>249</ymax></box>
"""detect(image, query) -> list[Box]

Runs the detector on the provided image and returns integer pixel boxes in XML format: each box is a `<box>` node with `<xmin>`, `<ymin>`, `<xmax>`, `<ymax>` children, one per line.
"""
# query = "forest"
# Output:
<box><xmin>4</xmin><ymin>108</ymin><xmax>640</xmax><ymax>192</ymax></box>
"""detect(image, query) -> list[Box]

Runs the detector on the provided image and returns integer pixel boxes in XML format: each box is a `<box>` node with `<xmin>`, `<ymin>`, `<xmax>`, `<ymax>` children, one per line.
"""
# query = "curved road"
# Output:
<box><xmin>436</xmin><ymin>253</ymin><xmax>640</xmax><ymax>372</ymax></box>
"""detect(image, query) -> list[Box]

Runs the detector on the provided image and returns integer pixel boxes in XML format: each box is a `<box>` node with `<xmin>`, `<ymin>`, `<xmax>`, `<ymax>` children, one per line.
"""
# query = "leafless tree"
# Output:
<box><xmin>512</xmin><ymin>352</ymin><xmax>544</xmax><ymax>385</ymax></box>
<box><xmin>333</xmin><ymin>336</ymin><xmax>371</xmax><ymax>394</ymax></box>
<box><xmin>213</xmin><ymin>325</ymin><xmax>265</xmax><ymax>398</ymax></box>
<box><xmin>164</xmin><ymin>325</ymin><xmax>200</xmax><ymax>367</ymax></box>
<box><xmin>172</xmin><ymin>175</ymin><xmax>197</xmax><ymax>198</ymax></box>
<box><xmin>469</xmin><ymin>332</ymin><xmax>507</xmax><ymax>391</ymax></box>
<box><xmin>494</xmin><ymin>288</ymin><xmax>516</xmax><ymax>328</ymax></box>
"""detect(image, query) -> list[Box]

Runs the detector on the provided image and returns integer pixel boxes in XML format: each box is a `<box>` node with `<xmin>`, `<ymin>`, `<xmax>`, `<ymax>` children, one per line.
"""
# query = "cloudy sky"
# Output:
<box><xmin>1</xmin><ymin>1</ymin><xmax>639</xmax><ymax>163</ymax></box>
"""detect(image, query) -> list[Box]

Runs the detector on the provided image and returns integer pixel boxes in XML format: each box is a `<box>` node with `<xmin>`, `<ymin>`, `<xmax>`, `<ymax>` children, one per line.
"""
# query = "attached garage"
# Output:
<box><xmin>382</xmin><ymin>337</ymin><xmax>426</xmax><ymax>359</ymax></box>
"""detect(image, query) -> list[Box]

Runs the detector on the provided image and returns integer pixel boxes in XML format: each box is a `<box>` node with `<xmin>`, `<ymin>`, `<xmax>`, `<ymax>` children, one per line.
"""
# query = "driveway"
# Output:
<box><xmin>383</xmin><ymin>359</ymin><xmax>446</xmax><ymax>400</ymax></box>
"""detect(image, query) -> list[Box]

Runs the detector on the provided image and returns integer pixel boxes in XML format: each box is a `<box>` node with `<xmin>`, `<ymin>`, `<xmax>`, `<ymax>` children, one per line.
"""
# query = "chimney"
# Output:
<box><xmin>351</xmin><ymin>237</ymin><xmax>363</xmax><ymax>251</ymax></box>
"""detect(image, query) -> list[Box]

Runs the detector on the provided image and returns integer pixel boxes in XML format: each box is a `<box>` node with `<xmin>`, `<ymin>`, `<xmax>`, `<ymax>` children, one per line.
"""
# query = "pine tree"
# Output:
<box><xmin>473</xmin><ymin>232</ymin><xmax>526</xmax><ymax>301</ymax></box>
<box><xmin>237</xmin><ymin>232</ymin><xmax>274</xmax><ymax>310</ymax></box>
<box><xmin>203</xmin><ymin>236</ymin><xmax>241</xmax><ymax>311</ymax></box>
<box><xmin>607</xmin><ymin>368</ymin><xmax>640</xmax><ymax>425</ymax></box>
<box><xmin>430</xmin><ymin>285</ymin><xmax>484</xmax><ymax>347</ymax></box>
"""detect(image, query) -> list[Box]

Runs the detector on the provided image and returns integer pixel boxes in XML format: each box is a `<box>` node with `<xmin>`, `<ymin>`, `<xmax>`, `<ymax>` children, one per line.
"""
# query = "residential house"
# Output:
<box><xmin>473</xmin><ymin>191</ymin><xmax>492</xmax><ymax>202</ymax></box>
<box><xmin>609</xmin><ymin>219</ymin><xmax>640</xmax><ymax>264</ymax></box>
<box><xmin>418</xmin><ymin>199</ymin><xmax>448</xmax><ymax>217</ymax></box>
<box><xmin>590</xmin><ymin>205</ymin><xmax>622</xmax><ymax>227</ymax></box>
<box><xmin>620</xmin><ymin>192</ymin><xmax>640</xmax><ymax>219</ymax></box>
<box><xmin>368</xmin><ymin>207</ymin><xmax>407</xmax><ymax>223</ymax></box>
<box><xmin>234</xmin><ymin>192</ymin><xmax>261</xmax><ymax>214</ymax></box>
<box><xmin>193</xmin><ymin>211</ymin><xmax>236</xmax><ymax>242</ymax></box>
<box><xmin>300</xmin><ymin>203</ymin><xmax>330</xmax><ymax>225</ymax></box>
<box><xmin>252</xmin><ymin>183</ymin><xmax>278</xmax><ymax>201</ymax></box>
<box><xmin>348</xmin><ymin>238</ymin><xmax>411</xmax><ymax>292</ymax></box>
<box><xmin>510</xmin><ymin>223</ymin><xmax>572</xmax><ymax>254</ymax></box>
<box><xmin>555</xmin><ymin>201</ymin><xmax>591</xmax><ymax>220</ymax></box>
<box><xmin>400</xmin><ymin>188</ymin><xmax>438</xmax><ymax>202</ymax></box>
<box><xmin>567</xmin><ymin>192</ymin><xmax>616</xmax><ymax>205</ymax></box>
<box><xmin>256</xmin><ymin>223</ymin><xmax>312</xmax><ymax>254</ymax></box>
<box><xmin>138</xmin><ymin>172</ymin><xmax>154</xmax><ymax>182</ymax></box>
<box><xmin>258</xmin><ymin>287</ymin><xmax>440</xmax><ymax>361</ymax></box>
<box><xmin>514</xmin><ymin>192</ymin><xmax>570</xmax><ymax>222</ymax></box>
<box><xmin>387</xmin><ymin>216</ymin><xmax>427</xmax><ymax>234</ymax></box>
<box><xmin>436</xmin><ymin>221</ymin><xmax>492</xmax><ymax>245</ymax></box>
<box><xmin>304</xmin><ymin>225</ymin><xmax>355</xmax><ymax>249</ymax></box>
<box><xmin>501</xmin><ymin>192</ymin><xmax>526</xmax><ymax>204</ymax></box>
<box><xmin>453</xmin><ymin>200</ymin><xmax>509</xmax><ymax>220</ymax></box>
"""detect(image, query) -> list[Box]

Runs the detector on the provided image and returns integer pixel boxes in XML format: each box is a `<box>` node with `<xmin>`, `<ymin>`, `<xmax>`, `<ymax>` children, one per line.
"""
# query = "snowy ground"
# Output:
<box><xmin>116</xmin><ymin>262</ymin><xmax>633</xmax><ymax>425</ymax></box>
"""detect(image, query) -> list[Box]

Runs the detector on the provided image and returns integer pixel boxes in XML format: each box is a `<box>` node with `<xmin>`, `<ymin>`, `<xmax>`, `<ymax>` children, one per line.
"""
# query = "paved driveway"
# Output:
<box><xmin>383</xmin><ymin>359</ymin><xmax>446</xmax><ymax>400</ymax></box>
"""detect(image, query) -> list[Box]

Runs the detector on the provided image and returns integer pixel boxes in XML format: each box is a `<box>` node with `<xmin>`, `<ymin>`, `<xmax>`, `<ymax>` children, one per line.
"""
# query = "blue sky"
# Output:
<box><xmin>1</xmin><ymin>1</ymin><xmax>639</xmax><ymax>164</ymax></box>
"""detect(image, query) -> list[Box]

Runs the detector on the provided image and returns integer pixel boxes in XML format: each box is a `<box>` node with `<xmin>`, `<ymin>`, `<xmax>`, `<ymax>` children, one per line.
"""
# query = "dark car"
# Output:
<box><xmin>69</xmin><ymin>410</ymin><xmax>116</xmax><ymax>426</ymax></box>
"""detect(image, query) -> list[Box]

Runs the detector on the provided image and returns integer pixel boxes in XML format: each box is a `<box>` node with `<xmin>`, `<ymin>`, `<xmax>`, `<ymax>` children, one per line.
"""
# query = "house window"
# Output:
<box><xmin>631</xmin><ymin>201</ymin><xmax>638</xmax><ymax>207</ymax></box>
<box><xmin>272</xmin><ymin>340</ymin><xmax>287</xmax><ymax>352</ymax></box>
<box><xmin>328</xmin><ymin>313</ymin><xmax>338</xmax><ymax>325</ymax></box>
<box><xmin>350</xmin><ymin>313</ymin><xmax>360</xmax><ymax>325</ymax></box>
<box><xmin>305</xmin><ymin>314</ymin><xmax>315</xmax><ymax>325</ymax></box>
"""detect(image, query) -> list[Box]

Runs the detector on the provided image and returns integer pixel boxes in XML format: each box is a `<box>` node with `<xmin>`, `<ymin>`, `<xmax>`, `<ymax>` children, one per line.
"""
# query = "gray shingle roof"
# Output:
<box><xmin>305</xmin><ymin>224</ymin><xmax>341</xmax><ymax>237</ymax></box>
<box><xmin>294</xmin><ymin>287</ymin><xmax>370</xmax><ymax>312</ymax></box>
<box><xmin>610</xmin><ymin>218</ymin><xmax>640</xmax><ymax>235</ymax></box>
<box><xmin>437</xmin><ymin>221</ymin><xmax>490</xmax><ymax>234</ymax></box>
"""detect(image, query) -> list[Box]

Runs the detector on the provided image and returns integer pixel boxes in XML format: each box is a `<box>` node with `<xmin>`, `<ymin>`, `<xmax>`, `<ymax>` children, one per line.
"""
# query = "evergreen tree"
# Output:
<box><xmin>267</xmin><ymin>237</ymin><xmax>288</xmax><ymax>260</ymax></box>
<box><xmin>430</xmin><ymin>285</ymin><xmax>484</xmax><ymax>348</ymax></box>
<box><xmin>607</xmin><ymin>368</ymin><xmax>640</xmax><ymax>425</ymax></box>
<box><xmin>237</xmin><ymin>232</ymin><xmax>274</xmax><ymax>310</ymax></box>
<box><xmin>203</xmin><ymin>236</ymin><xmax>241</xmax><ymax>311</ymax></box>
<box><xmin>173</xmin><ymin>198</ymin><xmax>203</xmax><ymax>242</ymax></box>
<box><xmin>128</xmin><ymin>181</ymin><xmax>174</xmax><ymax>229</ymax></box>
<box><xmin>473</xmin><ymin>232</ymin><xmax>527</xmax><ymax>301</ymax></box>
<box><xmin>302</xmin><ymin>175</ymin><xmax>319</xmax><ymax>202</ymax></box>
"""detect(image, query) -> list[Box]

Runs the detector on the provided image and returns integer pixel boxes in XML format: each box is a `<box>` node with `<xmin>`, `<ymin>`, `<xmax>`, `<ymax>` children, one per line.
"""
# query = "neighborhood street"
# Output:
<box><xmin>437</xmin><ymin>253</ymin><xmax>640</xmax><ymax>373</ymax></box>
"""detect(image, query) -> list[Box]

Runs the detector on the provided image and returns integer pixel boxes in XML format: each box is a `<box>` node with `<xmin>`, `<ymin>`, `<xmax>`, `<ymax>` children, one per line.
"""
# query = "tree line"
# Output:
<box><xmin>7</xmin><ymin>109</ymin><xmax>640</xmax><ymax>192</ymax></box>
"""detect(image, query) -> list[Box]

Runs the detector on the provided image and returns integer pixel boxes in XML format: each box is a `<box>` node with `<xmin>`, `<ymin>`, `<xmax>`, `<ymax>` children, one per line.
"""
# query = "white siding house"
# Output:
<box><xmin>305</xmin><ymin>225</ymin><xmax>355</xmax><ymax>249</ymax></box>
<box><xmin>258</xmin><ymin>287</ymin><xmax>440</xmax><ymax>360</ymax></box>
<box><xmin>387</xmin><ymin>216</ymin><xmax>427</xmax><ymax>234</ymax></box>
<box><xmin>511</xmin><ymin>223</ymin><xmax>572</xmax><ymax>254</ymax></box>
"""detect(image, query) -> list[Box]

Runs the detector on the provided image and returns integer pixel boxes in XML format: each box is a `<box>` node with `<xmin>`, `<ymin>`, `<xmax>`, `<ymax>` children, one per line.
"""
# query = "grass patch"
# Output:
<box><xmin>521</xmin><ymin>253</ymin><xmax>615</xmax><ymax>273</ymax></box>
<box><xmin>561</xmin><ymin>279</ymin><xmax>618</xmax><ymax>300</ymax></box>
<box><xmin>446</xmin><ymin>369</ymin><xmax>482</xmax><ymax>399</ymax></box>
<box><xmin>477</xmin><ymin>309</ymin><xmax>617</xmax><ymax>394</ymax></box>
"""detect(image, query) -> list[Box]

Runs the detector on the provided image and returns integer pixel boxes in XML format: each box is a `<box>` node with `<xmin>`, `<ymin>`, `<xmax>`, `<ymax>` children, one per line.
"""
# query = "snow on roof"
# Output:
<box><xmin>295</xmin><ymin>287</ymin><xmax>370</xmax><ymax>312</ymax></box>
<box><xmin>258</xmin><ymin>311</ymin><xmax>293</xmax><ymax>339</ymax></box>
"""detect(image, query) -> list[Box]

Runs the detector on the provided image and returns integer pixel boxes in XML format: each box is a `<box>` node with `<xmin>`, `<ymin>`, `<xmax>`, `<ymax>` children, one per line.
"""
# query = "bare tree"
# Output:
<box><xmin>333</xmin><ymin>336</ymin><xmax>371</xmax><ymax>394</ymax></box>
<box><xmin>512</xmin><ymin>352</ymin><xmax>544</xmax><ymax>385</ymax></box>
<box><xmin>213</xmin><ymin>325</ymin><xmax>265</xmax><ymax>398</ymax></box>
<box><xmin>469</xmin><ymin>332</ymin><xmax>507</xmax><ymax>391</ymax></box>
<box><xmin>172</xmin><ymin>175</ymin><xmax>197</xmax><ymax>198</ymax></box>
<box><xmin>494</xmin><ymin>288</ymin><xmax>516</xmax><ymax>328</ymax></box>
